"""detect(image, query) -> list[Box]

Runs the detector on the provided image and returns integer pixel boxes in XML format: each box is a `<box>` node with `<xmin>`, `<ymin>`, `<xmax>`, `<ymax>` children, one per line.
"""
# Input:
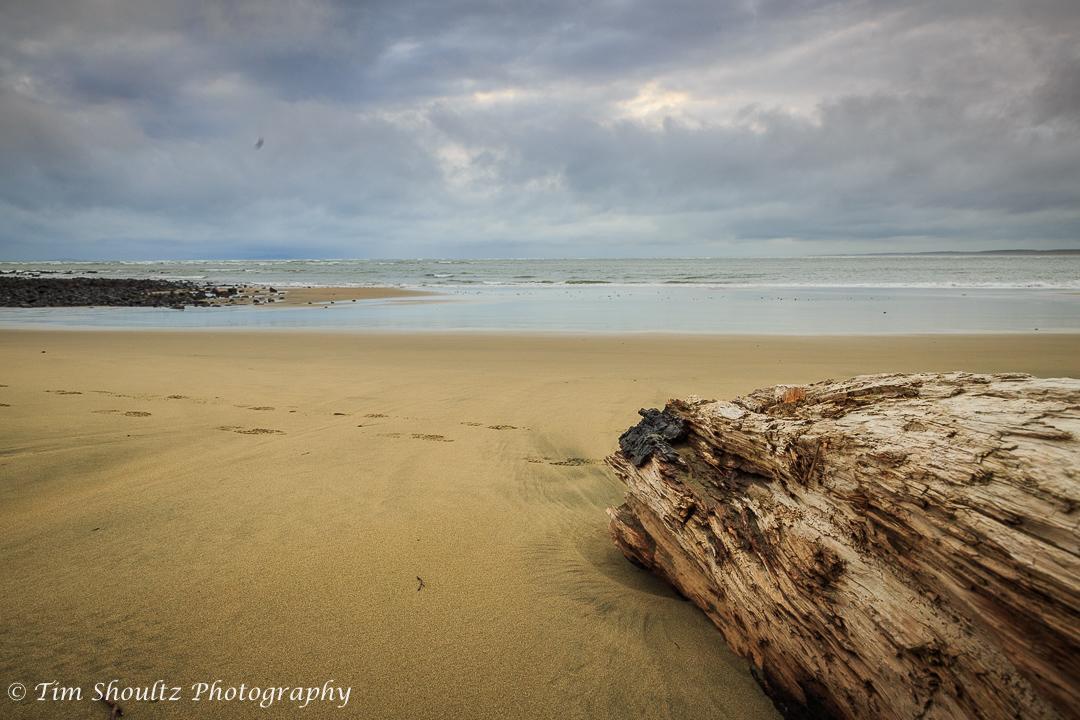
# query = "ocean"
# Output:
<box><xmin>2</xmin><ymin>256</ymin><xmax>1078</xmax><ymax>334</ymax></box>
<box><xmin>2</xmin><ymin>255</ymin><xmax>1079</xmax><ymax>289</ymax></box>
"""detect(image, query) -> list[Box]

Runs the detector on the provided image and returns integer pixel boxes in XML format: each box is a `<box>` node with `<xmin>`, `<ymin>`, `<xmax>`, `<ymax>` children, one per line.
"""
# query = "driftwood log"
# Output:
<box><xmin>606</xmin><ymin>372</ymin><xmax>1079</xmax><ymax>720</ymax></box>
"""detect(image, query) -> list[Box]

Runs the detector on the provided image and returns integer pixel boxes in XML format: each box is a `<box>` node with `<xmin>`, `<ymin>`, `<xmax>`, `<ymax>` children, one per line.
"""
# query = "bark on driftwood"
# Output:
<box><xmin>606</xmin><ymin>372</ymin><xmax>1079</xmax><ymax>720</ymax></box>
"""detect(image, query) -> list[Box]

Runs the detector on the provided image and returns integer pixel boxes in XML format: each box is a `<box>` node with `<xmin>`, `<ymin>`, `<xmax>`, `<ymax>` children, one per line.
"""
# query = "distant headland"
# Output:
<box><xmin>855</xmin><ymin>248</ymin><xmax>1080</xmax><ymax>256</ymax></box>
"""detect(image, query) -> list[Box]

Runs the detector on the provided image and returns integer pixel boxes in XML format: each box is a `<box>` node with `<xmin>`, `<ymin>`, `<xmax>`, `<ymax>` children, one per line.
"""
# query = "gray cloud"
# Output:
<box><xmin>1</xmin><ymin>0</ymin><xmax>1078</xmax><ymax>259</ymax></box>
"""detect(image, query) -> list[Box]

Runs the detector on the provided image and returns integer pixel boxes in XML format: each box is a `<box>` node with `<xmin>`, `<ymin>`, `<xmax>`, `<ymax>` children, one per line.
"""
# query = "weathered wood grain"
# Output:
<box><xmin>607</xmin><ymin>372</ymin><xmax>1079</xmax><ymax>720</ymax></box>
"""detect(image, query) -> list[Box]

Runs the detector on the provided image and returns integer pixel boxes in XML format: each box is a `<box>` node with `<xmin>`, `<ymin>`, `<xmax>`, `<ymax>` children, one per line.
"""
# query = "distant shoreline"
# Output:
<box><xmin>839</xmin><ymin>249</ymin><xmax>1080</xmax><ymax>256</ymax></box>
<box><xmin>3</xmin><ymin>249</ymin><xmax>1080</xmax><ymax>263</ymax></box>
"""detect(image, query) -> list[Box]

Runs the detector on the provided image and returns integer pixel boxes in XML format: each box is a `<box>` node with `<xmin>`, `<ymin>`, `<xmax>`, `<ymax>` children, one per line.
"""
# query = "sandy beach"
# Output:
<box><xmin>1</xmin><ymin>330</ymin><xmax>1077</xmax><ymax>719</ymax></box>
<box><xmin>275</xmin><ymin>286</ymin><xmax>431</xmax><ymax>306</ymax></box>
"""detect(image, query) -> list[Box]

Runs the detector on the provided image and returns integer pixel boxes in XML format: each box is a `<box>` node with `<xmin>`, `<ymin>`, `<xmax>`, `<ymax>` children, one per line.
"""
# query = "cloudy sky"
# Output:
<box><xmin>1</xmin><ymin>0</ymin><xmax>1078</xmax><ymax>259</ymax></box>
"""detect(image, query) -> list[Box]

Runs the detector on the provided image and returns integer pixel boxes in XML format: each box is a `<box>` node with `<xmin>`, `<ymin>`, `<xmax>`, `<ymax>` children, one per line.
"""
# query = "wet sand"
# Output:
<box><xmin>1</xmin><ymin>330</ymin><xmax>1078</xmax><ymax>719</ymax></box>
<box><xmin>276</xmin><ymin>286</ymin><xmax>431</xmax><ymax>306</ymax></box>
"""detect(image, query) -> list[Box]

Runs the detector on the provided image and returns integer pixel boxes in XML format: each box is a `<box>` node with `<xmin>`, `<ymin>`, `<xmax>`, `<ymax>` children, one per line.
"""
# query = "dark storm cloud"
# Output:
<box><xmin>0</xmin><ymin>0</ymin><xmax>1078</xmax><ymax>258</ymax></box>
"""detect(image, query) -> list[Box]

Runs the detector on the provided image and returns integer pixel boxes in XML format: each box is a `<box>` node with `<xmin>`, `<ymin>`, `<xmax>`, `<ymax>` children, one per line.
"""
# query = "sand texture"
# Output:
<box><xmin>1</xmin><ymin>331</ymin><xmax>1078</xmax><ymax>719</ymax></box>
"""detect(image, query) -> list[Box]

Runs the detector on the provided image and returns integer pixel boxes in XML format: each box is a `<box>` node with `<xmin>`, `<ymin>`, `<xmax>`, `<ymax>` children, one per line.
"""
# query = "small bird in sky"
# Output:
<box><xmin>254</xmin><ymin>136</ymin><xmax>264</xmax><ymax>150</ymax></box>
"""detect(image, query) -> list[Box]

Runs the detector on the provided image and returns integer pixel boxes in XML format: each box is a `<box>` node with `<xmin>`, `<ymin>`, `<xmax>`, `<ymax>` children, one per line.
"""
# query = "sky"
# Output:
<box><xmin>1</xmin><ymin>0</ymin><xmax>1078</xmax><ymax>259</ymax></box>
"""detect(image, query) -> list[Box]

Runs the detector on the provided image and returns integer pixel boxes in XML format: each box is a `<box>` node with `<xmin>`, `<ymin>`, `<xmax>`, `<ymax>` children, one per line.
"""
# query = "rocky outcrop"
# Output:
<box><xmin>606</xmin><ymin>373</ymin><xmax>1079</xmax><ymax>720</ymax></box>
<box><xmin>0</xmin><ymin>277</ymin><xmax>209</xmax><ymax>308</ymax></box>
<box><xmin>0</xmin><ymin>277</ymin><xmax>279</xmax><ymax>308</ymax></box>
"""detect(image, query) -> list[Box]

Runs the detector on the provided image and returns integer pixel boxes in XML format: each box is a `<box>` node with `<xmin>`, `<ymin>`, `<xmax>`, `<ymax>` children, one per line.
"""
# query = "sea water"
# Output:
<box><xmin>1</xmin><ymin>256</ymin><xmax>1078</xmax><ymax>334</ymax></box>
<box><xmin>2</xmin><ymin>256</ymin><xmax>1079</xmax><ymax>289</ymax></box>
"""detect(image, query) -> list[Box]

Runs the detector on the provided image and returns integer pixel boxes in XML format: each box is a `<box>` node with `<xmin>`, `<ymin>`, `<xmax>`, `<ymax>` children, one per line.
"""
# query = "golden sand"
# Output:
<box><xmin>276</xmin><ymin>286</ymin><xmax>430</xmax><ymax>306</ymax></box>
<box><xmin>1</xmin><ymin>331</ymin><xmax>1077</xmax><ymax>719</ymax></box>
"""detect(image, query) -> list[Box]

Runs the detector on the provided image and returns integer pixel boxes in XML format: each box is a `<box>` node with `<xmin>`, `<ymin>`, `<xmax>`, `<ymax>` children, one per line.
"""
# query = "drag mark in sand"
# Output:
<box><xmin>525</xmin><ymin>456</ymin><xmax>598</xmax><ymax>466</ymax></box>
<box><xmin>412</xmin><ymin>433</ymin><xmax>453</xmax><ymax>442</ymax></box>
<box><xmin>376</xmin><ymin>432</ymin><xmax>454</xmax><ymax>442</ymax></box>
<box><xmin>91</xmin><ymin>390</ymin><xmax>149</xmax><ymax>400</ymax></box>
<box><xmin>217</xmin><ymin>426</ymin><xmax>284</xmax><ymax>435</ymax></box>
